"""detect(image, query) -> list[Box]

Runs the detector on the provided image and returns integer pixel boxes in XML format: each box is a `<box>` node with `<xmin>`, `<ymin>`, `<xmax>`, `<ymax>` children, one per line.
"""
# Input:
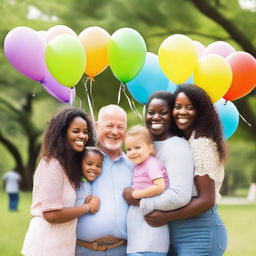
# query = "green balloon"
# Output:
<box><xmin>108</xmin><ymin>28</ymin><xmax>147</xmax><ymax>83</ymax></box>
<box><xmin>46</xmin><ymin>34</ymin><xmax>86</xmax><ymax>87</ymax></box>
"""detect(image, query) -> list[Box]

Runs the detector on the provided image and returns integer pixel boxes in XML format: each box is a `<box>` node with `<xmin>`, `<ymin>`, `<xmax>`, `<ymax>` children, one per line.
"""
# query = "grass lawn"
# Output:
<box><xmin>0</xmin><ymin>191</ymin><xmax>255</xmax><ymax>255</ymax></box>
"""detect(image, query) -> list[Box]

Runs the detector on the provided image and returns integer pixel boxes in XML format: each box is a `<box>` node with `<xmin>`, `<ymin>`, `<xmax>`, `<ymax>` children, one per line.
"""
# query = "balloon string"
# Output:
<box><xmin>75</xmin><ymin>95</ymin><xmax>82</xmax><ymax>109</ymax></box>
<box><xmin>32</xmin><ymin>82</ymin><xmax>40</xmax><ymax>97</ymax></box>
<box><xmin>239</xmin><ymin>112</ymin><xmax>252</xmax><ymax>127</ymax></box>
<box><xmin>68</xmin><ymin>88</ymin><xmax>74</xmax><ymax>106</ymax></box>
<box><xmin>82</xmin><ymin>78</ymin><xmax>95</xmax><ymax>124</ymax></box>
<box><xmin>89</xmin><ymin>78</ymin><xmax>94</xmax><ymax>108</ymax></box>
<box><xmin>118</xmin><ymin>83</ymin><xmax>143</xmax><ymax>120</ymax></box>
<box><xmin>142</xmin><ymin>104</ymin><xmax>146</xmax><ymax>120</ymax></box>
<box><xmin>117</xmin><ymin>82</ymin><xmax>122</xmax><ymax>105</ymax></box>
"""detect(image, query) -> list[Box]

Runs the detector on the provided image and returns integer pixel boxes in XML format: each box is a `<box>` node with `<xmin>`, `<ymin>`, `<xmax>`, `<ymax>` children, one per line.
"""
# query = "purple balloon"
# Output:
<box><xmin>4</xmin><ymin>26</ymin><xmax>47</xmax><ymax>81</ymax></box>
<box><xmin>41</xmin><ymin>71</ymin><xmax>76</xmax><ymax>104</ymax></box>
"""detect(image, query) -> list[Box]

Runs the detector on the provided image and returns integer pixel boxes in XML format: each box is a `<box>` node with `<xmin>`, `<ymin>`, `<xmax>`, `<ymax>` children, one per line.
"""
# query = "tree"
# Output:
<box><xmin>0</xmin><ymin>0</ymin><xmax>255</xmax><ymax>190</ymax></box>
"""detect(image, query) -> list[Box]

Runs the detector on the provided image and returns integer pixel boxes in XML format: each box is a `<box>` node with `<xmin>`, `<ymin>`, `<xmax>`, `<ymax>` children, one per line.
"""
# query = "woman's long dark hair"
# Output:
<box><xmin>146</xmin><ymin>91</ymin><xmax>182</xmax><ymax>137</ymax></box>
<box><xmin>173</xmin><ymin>84</ymin><xmax>225</xmax><ymax>161</ymax></box>
<box><xmin>40</xmin><ymin>107</ymin><xmax>96</xmax><ymax>188</ymax></box>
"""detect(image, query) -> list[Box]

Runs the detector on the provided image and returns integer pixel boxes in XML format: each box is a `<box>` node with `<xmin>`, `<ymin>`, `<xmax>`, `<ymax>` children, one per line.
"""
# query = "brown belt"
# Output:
<box><xmin>77</xmin><ymin>235</ymin><xmax>127</xmax><ymax>251</ymax></box>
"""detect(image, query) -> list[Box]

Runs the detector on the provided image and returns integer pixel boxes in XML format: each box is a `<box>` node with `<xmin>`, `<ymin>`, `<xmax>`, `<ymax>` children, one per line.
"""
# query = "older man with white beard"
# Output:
<box><xmin>76</xmin><ymin>105</ymin><xmax>133</xmax><ymax>256</ymax></box>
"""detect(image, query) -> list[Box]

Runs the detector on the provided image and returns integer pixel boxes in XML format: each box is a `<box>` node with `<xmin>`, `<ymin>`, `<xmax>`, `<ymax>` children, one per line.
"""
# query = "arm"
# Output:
<box><xmin>144</xmin><ymin>174</ymin><xmax>215</xmax><ymax>226</ymax></box>
<box><xmin>123</xmin><ymin>187</ymin><xmax>140</xmax><ymax>206</ymax></box>
<box><xmin>43</xmin><ymin>204</ymin><xmax>89</xmax><ymax>224</ymax></box>
<box><xmin>140</xmin><ymin>139</ymin><xmax>194</xmax><ymax>214</ymax></box>
<box><xmin>132</xmin><ymin>178</ymin><xmax>165</xmax><ymax>199</ymax></box>
<box><xmin>43</xmin><ymin>195</ymin><xmax>101</xmax><ymax>223</ymax></box>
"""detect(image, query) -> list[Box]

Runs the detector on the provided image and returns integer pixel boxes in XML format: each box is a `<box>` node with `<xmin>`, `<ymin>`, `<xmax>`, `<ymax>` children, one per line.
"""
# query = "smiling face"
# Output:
<box><xmin>82</xmin><ymin>151</ymin><xmax>103</xmax><ymax>182</ymax></box>
<box><xmin>173</xmin><ymin>92</ymin><xmax>197</xmax><ymax>138</ymax></box>
<box><xmin>125</xmin><ymin>135</ymin><xmax>153</xmax><ymax>165</ymax></box>
<box><xmin>66</xmin><ymin>117</ymin><xmax>89</xmax><ymax>152</ymax></box>
<box><xmin>146</xmin><ymin>98</ymin><xmax>172</xmax><ymax>141</ymax></box>
<box><xmin>96</xmin><ymin>108</ymin><xmax>126</xmax><ymax>156</ymax></box>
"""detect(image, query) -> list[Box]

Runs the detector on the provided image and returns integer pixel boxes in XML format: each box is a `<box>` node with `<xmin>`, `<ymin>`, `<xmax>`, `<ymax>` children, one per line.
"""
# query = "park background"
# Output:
<box><xmin>0</xmin><ymin>0</ymin><xmax>255</xmax><ymax>255</ymax></box>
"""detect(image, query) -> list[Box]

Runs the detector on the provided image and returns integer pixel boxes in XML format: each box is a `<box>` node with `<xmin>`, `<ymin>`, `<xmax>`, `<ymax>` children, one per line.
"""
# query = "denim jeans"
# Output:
<box><xmin>128</xmin><ymin>253</ymin><xmax>167</xmax><ymax>256</ymax></box>
<box><xmin>8</xmin><ymin>193</ymin><xmax>19</xmax><ymax>211</ymax></box>
<box><xmin>75</xmin><ymin>244</ymin><xmax>127</xmax><ymax>256</ymax></box>
<box><xmin>168</xmin><ymin>205</ymin><xmax>228</xmax><ymax>256</ymax></box>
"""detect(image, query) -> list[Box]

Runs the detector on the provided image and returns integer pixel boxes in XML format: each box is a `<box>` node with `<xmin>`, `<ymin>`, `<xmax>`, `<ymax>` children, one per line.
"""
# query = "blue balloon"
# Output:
<box><xmin>127</xmin><ymin>52</ymin><xmax>169</xmax><ymax>104</ymax></box>
<box><xmin>214</xmin><ymin>98</ymin><xmax>239</xmax><ymax>140</ymax></box>
<box><xmin>168</xmin><ymin>75</ymin><xmax>194</xmax><ymax>93</ymax></box>
<box><xmin>167</xmin><ymin>80</ymin><xmax>177</xmax><ymax>93</ymax></box>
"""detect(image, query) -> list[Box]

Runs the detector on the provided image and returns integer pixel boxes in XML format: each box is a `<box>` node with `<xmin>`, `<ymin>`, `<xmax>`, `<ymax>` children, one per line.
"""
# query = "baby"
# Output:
<box><xmin>125</xmin><ymin>125</ymin><xmax>169</xmax><ymax>200</ymax></box>
<box><xmin>125</xmin><ymin>125</ymin><xmax>170</xmax><ymax>256</ymax></box>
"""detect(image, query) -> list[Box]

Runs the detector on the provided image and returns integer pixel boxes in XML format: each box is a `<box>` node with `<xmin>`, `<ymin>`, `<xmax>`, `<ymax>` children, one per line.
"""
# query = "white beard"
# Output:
<box><xmin>101</xmin><ymin>140</ymin><xmax>123</xmax><ymax>152</ymax></box>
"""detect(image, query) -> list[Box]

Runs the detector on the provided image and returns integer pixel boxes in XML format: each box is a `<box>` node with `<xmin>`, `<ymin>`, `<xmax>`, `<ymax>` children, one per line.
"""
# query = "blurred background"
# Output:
<box><xmin>0</xmin><ymin>0</ymin><xmax>255</xmax><ymax>255</ymax></box>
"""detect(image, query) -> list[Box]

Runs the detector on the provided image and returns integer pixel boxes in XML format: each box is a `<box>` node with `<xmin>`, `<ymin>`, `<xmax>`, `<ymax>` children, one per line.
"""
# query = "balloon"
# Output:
<box><xmin>194</xmin><ymin>54</ymin><xmax>232</xmax><ymax>103</ymax></box>
<box><xmin>168</xmin><ymin>76</ymin><xmax>194</xmax><ymax>93</ymax></box>
<box><xmin>108</xmin><ymin>28</ymin><xmax>147</xmax><ymax>83</ymax></box>
<box><xmin>167</xmin><ymin>80</ymin><xmax>178</xmax><ymax>93</ymax></box>
<box><xmin>203</xmin><ymin>41</ymin><xmax>236</xmax><ymax>58</ymax></box>
<box><xmin>79</xmin><ymin>26</ymin><xmax>110</xmax><ymax>78</ymax></box>
<box><xmin>45</xmin><ymin>25</ymin><xmax>77</xmax><ymax>43</ymax></box>
<box><xmin>158</xmin><ymin>34</ymin><xmax>198</xmax><ymax>84</ymax></box>
<box><xmin>193</xmin><ymin>41</ymin><xmax>205</xmax><ymax>58</ymax></box>
<box><xmin>127</xmin><ymin>52</ymin><xmax>169</xmax><ymax>104</ymax></box>
<box><xmin>4</xmin><ymin>26</ymin><xmax>47</xmax><ymax>81</ymax></box>
<box><xmin>223</xmin><ymin>51</ymin><xmax>256</xmax><ymax>101</ymax></box>
<box><xmin>214</xmin><ymin>98</ymin><xmax>239</xmax><ymax>140</ymax></box>
<box><xmin>45</xmin><ymin>34</ymin><xmax>86</xmax><ymax>87</ymax></box>
<box><xmin>37</xmin><ymin>30</ymin><xmax>46</xmax><ymax>39</ymax></box>
<box><xmin>41</xmin><ymin>71</ymin><xmax>76</xmax><ymax>103</ymax></box>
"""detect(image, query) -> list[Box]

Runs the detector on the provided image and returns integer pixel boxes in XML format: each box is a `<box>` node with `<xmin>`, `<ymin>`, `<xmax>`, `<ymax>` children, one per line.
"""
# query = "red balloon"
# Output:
<box><xmin>224</xmin><ymin>51</ymin><xmax>256</xmax><ymax>101</ymax></box>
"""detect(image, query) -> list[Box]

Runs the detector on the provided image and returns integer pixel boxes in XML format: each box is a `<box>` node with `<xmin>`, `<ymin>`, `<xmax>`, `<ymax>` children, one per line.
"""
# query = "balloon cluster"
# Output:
<box><xmin>4</xmin><ymin>26</ymin><xmax>256</xmax><ymax>139</ymax></box>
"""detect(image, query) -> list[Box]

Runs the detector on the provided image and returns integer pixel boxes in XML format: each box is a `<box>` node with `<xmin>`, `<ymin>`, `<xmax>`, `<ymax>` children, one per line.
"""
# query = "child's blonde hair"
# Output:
<box><xmin>126</xmin><ymin>125</ymin><xmax>156</xmax><ymax>156</ymax></box>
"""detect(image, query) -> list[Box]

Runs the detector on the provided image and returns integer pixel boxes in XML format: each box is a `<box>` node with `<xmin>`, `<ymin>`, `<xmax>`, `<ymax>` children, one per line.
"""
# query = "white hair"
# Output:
<box><xmin>97</xmin><ymin>104</ymin><xmax>127</xmax><ymax>123</ymax></box>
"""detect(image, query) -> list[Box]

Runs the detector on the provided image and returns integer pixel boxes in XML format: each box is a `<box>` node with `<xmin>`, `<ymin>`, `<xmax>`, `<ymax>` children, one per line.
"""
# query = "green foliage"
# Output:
<box><xmin>0</xmin><ymin>0</ymin><xmax>255</xmax><ymax>190</ymax></box>
<box><xmin>221</xmin><ymin>140</ymin><xmax>256</xmax><ymax>195</ymax></box>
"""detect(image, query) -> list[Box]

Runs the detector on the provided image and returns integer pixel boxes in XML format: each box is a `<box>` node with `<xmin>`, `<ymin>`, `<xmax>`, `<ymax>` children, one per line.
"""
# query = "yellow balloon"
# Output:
<box><xmin>79</xmin><ymin>26</ymin><xmax>110</xmax><ymax>78</ymax></box>
<box><xmin>194</xmin><ymin>54</ymin><xmax>232</xmax><ymax>103</ymax></box>
<box><xmin>158</xmin><ymin>34</ymin><xmax>198</xmax><ymax>84</ymax></box>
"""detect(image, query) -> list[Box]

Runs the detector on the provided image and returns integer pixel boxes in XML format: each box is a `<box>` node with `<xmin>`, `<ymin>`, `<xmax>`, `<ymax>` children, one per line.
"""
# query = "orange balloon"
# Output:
<box><xmin>79</xmin><ymin>26</ymin><xmax>110</xmax><ymax>78</ymax></box>
<box><xmin>224</xmin><ymin>51</ymin><xmax>256</xmax><ymax>101</ymax></box>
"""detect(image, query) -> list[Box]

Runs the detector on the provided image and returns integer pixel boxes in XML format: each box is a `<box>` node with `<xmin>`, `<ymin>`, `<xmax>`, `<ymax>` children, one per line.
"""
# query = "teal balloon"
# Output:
<box><xmin>167</xmin><ymin>80</ymin><xmax>177</xmax><ymax>93</ymax></box>
<box><xmin>214</xmin><ymin>98</ymin><xmax>239</xmax><ymax>140</ymax></box>
<box><xmin>127</xmin><ymin>52</ymin><xmax>169</xmax><ymax>104</ymax></box>
<box><xmin>168</xmin><ymin>75</ymin><xmax>194</xmax><ymax>93</ymax></box>
<box><xmin>108</xmin><ymin>28</ymin><xmax>147</xmax><ymax>83</ymax></box>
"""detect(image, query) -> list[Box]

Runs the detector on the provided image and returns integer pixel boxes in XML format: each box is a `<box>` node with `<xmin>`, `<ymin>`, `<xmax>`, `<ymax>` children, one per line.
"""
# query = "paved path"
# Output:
<box><xmin>219</xmin><ymin>196</ymin><xmax>256</xmax><ymax>205</ymax></box>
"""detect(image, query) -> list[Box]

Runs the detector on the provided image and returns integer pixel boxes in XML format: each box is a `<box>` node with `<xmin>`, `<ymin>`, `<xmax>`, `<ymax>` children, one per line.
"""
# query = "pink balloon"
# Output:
<box><xmin>37</xmin><ymin>30</ymin><xmax>46</xmax><ymax>40</ymax></box>
<box><xmin>203</xmin><ymin>41</ymin><xmax>236</xmax><ymax>58</ymax></box>
<box><xmin>45</xmin><ymin>25</ymin><xmax>77</xmax><ymax>43</ymax></box>
<box><xmin>4</xmin><ymin>26</ymin><xmax>47</xmax><ymax>81</ymax></box>
<box><xmin>41</xmin><ymin>71</ymin><xmax>76</xmax><ymax>104</ymax></box>
<box><xmin>193</xmin><ymin>41</ymin><xmax>205</xmax><ymax>57</ymax></box>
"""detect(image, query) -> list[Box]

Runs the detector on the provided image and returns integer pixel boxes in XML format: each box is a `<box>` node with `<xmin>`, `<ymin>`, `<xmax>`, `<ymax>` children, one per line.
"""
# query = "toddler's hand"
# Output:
<box><xmin>86</xmin><ymin>196</ymin><xmax>100</xmax><ymax>214</ymax></box>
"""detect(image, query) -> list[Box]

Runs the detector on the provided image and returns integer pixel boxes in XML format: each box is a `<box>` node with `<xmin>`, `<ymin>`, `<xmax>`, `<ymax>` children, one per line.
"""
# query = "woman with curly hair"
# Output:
<box><xmin>145</xmin><ymin>84</ymin><xmax>228</xmax><ymax>256</ymax></box>
<box><xmin>22</xmin><ymin>107</ymin><xmax>100</xmax><ymax>256</ymax></box>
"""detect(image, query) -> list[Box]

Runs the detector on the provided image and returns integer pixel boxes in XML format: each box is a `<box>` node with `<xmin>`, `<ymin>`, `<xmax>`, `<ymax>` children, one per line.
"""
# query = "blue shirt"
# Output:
<box><xmin>75</xmin><ymin>181</ymin><xmax>92</xmax><ymax>207</ymax></box>
<box><xmin>76</xmin><ymin>152</ymin><xmax>133</xmax><ymax>242</ymax></box>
